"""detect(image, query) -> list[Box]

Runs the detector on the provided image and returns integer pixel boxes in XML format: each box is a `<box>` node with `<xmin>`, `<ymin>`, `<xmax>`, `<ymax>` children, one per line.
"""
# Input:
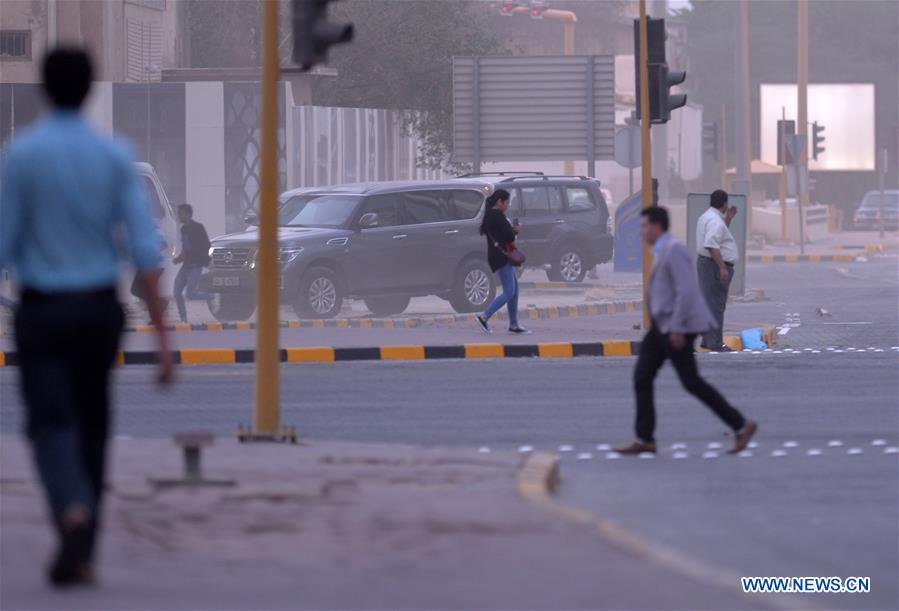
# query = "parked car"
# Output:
<box><xmin>456</xmin><ymin>173</ymin><xmax>613</xmax><ymax>282</ymax></box>
<box><xmin>201</xmin><ymin>181</ymin><xmax>498</xmax><ymax>321</ymax></box>
<box><xmin>132</xmin><ymin>163</ymin><xmax>178</xmax><ymax>302</ymax></box>
<box><xmin>853</xmin><ymin>190</ymin><xmax>899</xmax><ymax>230</ymax></box>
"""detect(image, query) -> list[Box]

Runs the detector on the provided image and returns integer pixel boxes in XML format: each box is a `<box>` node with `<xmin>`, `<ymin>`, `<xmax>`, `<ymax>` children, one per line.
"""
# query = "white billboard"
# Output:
<box><xmin>760</xmin><ymin>83</ymin><xmax>875</xmax><ymax>172</ymax></box>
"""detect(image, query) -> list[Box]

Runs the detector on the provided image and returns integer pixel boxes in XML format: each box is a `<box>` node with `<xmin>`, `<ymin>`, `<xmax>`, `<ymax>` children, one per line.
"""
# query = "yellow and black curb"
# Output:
<box><xmin>122</xmin><ymin>300</ymin><xmax>644</xmax><ymax>334</ymax></box>
<box><xmin>0</xmin><ymin>328</ymin><xmax>774</xmax><ymax>368</ymax></box>
<box><xmin>748</xmin><ymin>254</ymin><xmax>857</xmax><ymax>263</ymax></box>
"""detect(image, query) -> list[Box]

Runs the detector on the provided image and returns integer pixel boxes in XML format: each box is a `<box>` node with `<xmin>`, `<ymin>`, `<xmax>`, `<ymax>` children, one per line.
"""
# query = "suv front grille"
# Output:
<box><xmin>212</xmin><ymin>247</ymin><xmax>253</xmax><ymax>269</ymax></box>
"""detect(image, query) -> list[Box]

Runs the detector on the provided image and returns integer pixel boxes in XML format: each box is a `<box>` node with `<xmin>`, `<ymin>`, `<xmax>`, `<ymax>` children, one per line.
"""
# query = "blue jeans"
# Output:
<box><xmin>174</xmin><ymin>265</ymin><xmax>213</xmax><ymax>322</ymax></box>
<box><xmin>483</xmin><ymin>264</ymin><xmax>519</xmax><ymax>326</ymax></box>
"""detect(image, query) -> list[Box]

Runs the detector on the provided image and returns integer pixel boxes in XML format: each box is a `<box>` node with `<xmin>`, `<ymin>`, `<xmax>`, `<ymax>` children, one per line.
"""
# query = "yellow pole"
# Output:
<box><xmin>720</xmin><ymin>104</ymin><xmax>728</xmax><ymax>191</ymax></box>
<box><xmin>563</xmin><ymin>19</ymin><xmax>576</xmax><ymax>176</ymax></box>
<box><xmin>254</xmin><ymin>0</ymin><xmax>280</xmax><ymax>436</ymax></box>
<box><xmin>638</xmin><ymin>0</ymin><xmax>653</xmax><ymax>330</ymax></box>
<box><xmin>741</xmin><ymin>0</ymin><xmax>753</xmax><ymax>231</ymax></box>
<box><xmin>780</xmin><ymin>108</ymin><xmax>788</xmax><ymax>241</ymax></box>
<box><xmin>797</xmin><ymin>0</ymin><xmax>809</xmax><ymax>254</ymax></box>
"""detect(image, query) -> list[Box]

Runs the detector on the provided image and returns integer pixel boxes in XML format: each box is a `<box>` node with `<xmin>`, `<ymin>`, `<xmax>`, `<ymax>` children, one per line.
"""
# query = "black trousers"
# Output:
<box><xmin>633</xmin><ymin>324</ymin><xmax>745</xmax><ymax>443</ymax></box>
<box><xmin>14</xmin><ymin>287</ymin><xmax>124</xmax><ymax>562</ymax></box>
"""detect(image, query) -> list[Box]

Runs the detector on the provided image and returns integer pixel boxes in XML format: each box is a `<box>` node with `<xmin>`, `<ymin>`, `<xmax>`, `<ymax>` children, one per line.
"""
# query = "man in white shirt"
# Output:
<box><xmin>696</xmin><ymin>189</ymin><xmax>738</xmax><ymax>351</ymax></box>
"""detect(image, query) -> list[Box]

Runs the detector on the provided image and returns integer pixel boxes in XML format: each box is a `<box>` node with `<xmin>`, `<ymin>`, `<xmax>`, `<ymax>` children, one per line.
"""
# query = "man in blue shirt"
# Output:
<box><xmin>0</xmin><ymin>48</ymin><xmax>173</xmax><ymax>587</ymax></box>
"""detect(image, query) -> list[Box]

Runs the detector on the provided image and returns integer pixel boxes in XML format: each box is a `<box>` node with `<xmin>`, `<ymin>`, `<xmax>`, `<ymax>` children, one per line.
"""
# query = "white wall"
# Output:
<box><xmin>185</xmin><ymin>82</ymin><xmax>226</xmax><ymax>238</ymax></box>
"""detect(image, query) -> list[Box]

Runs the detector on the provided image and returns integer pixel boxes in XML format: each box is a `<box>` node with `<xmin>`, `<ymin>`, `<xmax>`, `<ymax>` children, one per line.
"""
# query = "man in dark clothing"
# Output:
<box><xmin>0</xmin><ymin>48</ymin><xmax>172</xmax><ymax>587</ymax></box>
<box><xmin>172</xmin><ymin>204</ymin><xmax>213</xmax><ymax>323</ymax></box>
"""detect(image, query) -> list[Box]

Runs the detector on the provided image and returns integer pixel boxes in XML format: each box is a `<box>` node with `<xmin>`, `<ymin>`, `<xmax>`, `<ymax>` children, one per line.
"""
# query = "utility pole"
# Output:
<box><xmin>779</xmin><ymin>107</ymin><xmax>788</xmax><ymax>241</ymax></box>
<box><xmin>797</xmin><ymin>0</ymin><xmax>808</xmax><ymax>255</ymax></box>
<box><xmin>252</xmin><ymin>0</ymin><xmax>282</xmax><ymax>439</ymax></box>
<box><xmin>719</xmin><ymin>104</ymin><xmax>727</xmax><ymax>190</ymax></box>
<box><xmin>880</xmin><ymin>148</ymin><xmax>888</xmax><ymax>239</ymax></box>
<box><xmin>733</xmin><ymin>0</ymin><xmax>752</xmax><ymax>230</ymax></box>
<box><xmin>638</xmin><ymin>0</ymin><xmax>653</xmax><ymax>330</ymax></box>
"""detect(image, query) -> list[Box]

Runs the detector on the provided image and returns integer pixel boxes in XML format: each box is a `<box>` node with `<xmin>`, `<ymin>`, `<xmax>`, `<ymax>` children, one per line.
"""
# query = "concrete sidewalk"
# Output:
<box><xmin>0</xmin><ymin>436</ymin><xmax>760</xmax><ymax>610</ymax></box>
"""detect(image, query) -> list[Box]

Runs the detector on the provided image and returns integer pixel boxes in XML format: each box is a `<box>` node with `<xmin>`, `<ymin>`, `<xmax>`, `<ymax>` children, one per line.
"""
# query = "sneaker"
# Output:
<box><xmin>613</xmin><ymin>440</ymin><xmax>657</xmax><ymax>455</ymax></box>
<box><xmin>476</xmin><ymin>315</ymin><xmax>492</xmax><ymax>334</ymax></box>
<box><xmin>509</xmin><ymin>325</ymin><xmax>532</xmax><ymax>335</ymax></box>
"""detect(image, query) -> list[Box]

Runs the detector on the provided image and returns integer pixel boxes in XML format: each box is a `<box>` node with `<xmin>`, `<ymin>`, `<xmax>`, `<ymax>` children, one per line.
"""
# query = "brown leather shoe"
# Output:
<box><xmin>729</xmin><ymin>419</ymin><xmax>758</xmax><ymax>454</ymax></box>
<box><xmin>613</xmin><ymin>440</ymin><xmax>657</xmax><ymax>455</ymax></box>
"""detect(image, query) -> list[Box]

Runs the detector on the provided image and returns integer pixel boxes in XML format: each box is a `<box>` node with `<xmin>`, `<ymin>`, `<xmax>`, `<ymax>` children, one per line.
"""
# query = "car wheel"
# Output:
<box><xmin>294</xmin><ymin>267</ymin><xmax>343</xmax><ymax>319</ymax></box>
<box><xmin>208</xmin><ymin>294</ymin><xmax>256</xmax><ymax>323</ymax></box>
<box><xmin>363</xmin><ymin>295</ymin><xmax>411</xmax><ymax>317</ymax></box>
<box><xmin>450</xmin><ymin>259</ymin><xmax>496</xmax><ymax>313</ymax></box>
<box><xmin>547</xmin><ymin>246</ymin><xmax>587</xmax><ymax>283</ymax></box>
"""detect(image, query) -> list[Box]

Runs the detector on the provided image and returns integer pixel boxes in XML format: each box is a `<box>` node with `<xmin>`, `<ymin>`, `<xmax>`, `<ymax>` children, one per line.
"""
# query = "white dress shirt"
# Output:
<box><xmin>696</xmin><ymin>207</ymin><xmax>739</xmax><ymax>263</ymax></box>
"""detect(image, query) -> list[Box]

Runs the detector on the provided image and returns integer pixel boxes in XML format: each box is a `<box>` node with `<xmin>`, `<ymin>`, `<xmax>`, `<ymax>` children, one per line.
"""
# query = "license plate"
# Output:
<box><xmin>213</xmin><ymin>276</ymin><xmax>240</xmax><ymax>287</ymax></box>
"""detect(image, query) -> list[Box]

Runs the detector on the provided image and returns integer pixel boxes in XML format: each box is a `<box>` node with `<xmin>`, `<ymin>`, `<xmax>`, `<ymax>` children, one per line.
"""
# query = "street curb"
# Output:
<box><xmin>830</xmin><ymin>243</ymin><xmax>894</xmax><ymax>253</ymax></box>
<box><xmin>118</xmin><ymin>300</ymin><xmax>644</xmax><ymax>335</ymax></box>
<box><xmin>748</xmin><ymin>254</ymin><xmax>857</xmax><ymax>263</ymax></box>
<box><xmin>0</xmin><ymin>328</ymin><xmax>775</xmax><ymax>368</ymax></box>
<box><xmin>514</xmin><ymin>454</ymin><xmax>806</xmax><ymax>611</ymax></box>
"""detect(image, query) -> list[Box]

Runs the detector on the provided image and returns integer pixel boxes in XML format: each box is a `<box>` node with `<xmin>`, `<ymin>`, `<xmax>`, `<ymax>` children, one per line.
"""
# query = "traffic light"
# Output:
<box><xmin>529</xmin><ymin>1</ymin><xmax>547</xmax><ymax>19</ymax></box>
<box><xmin>812</xmin><ymin>121</ymin><xmax>826</xmax><ymax>160</ymax></box>
<box><xmin>651</xmin><ymin>178</ymin><xmax>659</xmax><ymax>205</ymax></box>
<box><xmin>292</xmin><ymin>0</ymin><xmax>354</xmax><ymax>71</ymax></box>
<box><xmin>703</xmin><ymin>121</ymin><xmax>719</xmax><ymax>161</ymax></box>
<box><xmin>660</xmin><ymin>64</ymin><xmax>686</xmax><ymax>123</ymax></box>
<box><xmin>776</xmin><ymin>119</ymin><xmax>796</xmax><ymax>165</ymax></box>
<box><xmin>633</xmin><ymin>18</ymin><xmax>686</xmax><ymax>124</ymax></box>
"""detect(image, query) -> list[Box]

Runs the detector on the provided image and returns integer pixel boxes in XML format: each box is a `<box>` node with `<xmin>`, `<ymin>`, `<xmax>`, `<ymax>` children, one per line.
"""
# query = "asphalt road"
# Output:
<box><xmin>2</xmin><ymin>352</ymin><xmax>897</xmax><ymax>609</ymax></box>
<box><xmin>1</xmin><ymin>256</ymin><xmax>896</xmax><ymax>609</ymax></box>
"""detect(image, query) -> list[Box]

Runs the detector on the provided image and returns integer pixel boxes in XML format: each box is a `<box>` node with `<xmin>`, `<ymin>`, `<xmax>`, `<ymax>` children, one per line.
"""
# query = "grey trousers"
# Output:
<box><xmin>697</xmin><ymin>255</ymin><xmax>734</xmax><ymax>349</ymax></box>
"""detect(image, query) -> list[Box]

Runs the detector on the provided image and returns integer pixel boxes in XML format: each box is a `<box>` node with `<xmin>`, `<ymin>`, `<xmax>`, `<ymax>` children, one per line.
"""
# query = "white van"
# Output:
<box><xmin>129</xmin><ymin>163</ymin><xmax>179</xmax><ymax>311</ymax></box>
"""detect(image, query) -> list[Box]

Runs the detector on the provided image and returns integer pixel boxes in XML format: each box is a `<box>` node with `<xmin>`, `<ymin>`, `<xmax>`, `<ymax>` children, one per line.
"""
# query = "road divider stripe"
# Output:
<box><xmin>180</xmin><ymin>348</ymin><xmax>236</xmax><ymax>365</ymax></box>
<box><xmin>105</xmin><ymin>300</ymin><xmax>644</xmax><ymax>335</ymax></box>
<box><xmin>0</xmin><ymin>328</ymin><xmax>774</xmax><ymax>367</ymax></box>
<box><xmin>465</xmin><ymin>343</ymin><xmax>505</xmax><ymax>359</ymax></box>
<box><xmin>748</xmin><ymin>254</ymin><xmax>856</xmax><ymax>263</ymax></box>
<box><xmin>538</xmin><ymin>343</ymin><xmax>574</xmax><ymax>358</ymax></box>
<box><xmin>286</xmin><ymin>347</ymin><xmax>335</xmax><ymax>362</ymax></box>
<box><xmin>380</xmin><ymin>345</ymin><xmax>426</xmax><ymax>360</ymax></box>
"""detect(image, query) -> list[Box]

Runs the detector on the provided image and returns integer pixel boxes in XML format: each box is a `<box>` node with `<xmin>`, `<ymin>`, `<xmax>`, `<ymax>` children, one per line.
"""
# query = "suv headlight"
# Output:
<box><xmin>279</xmin><ymin>247</ymin><xmax>304</xmax><ymax>264</ymax></box>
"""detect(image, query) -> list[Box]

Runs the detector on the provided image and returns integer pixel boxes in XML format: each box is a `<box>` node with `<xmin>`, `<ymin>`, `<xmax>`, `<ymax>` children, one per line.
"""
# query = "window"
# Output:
<box><xmin>566</xmin><ymin>187</ymin><xmax>595</xmax><ymax>212</ymax></box>
<box><xmin>0</xmin><ymin>31</ymin><xmax>31</xmax><ymax>60</ymax></box>
<box><xmin>401</xmin><ymin>191</ymin><xmax>450</xmax><ymax>225</ymax></box>
<box><xmin>279</xmin><ymin>194</ymin><xmax>361</xmax><ymax>228</ymax></box>
<box><xmin>141</xmin><ymin>176</ymin><xmax>165</xmax><ymax>220</ymax></box>
<box><xmin>361</xmin><ymin>195</ymin><xmax>400</xmax><ymax>227</ymax></box>
<box><xmin>448</xmin><ymin>190</ymin><xmax>484</xmax><ymax>220</ymax></box>
<box><xmin>548</xmin><ymin>187</ymin><xmax>564</xmax><ymax>213</ymax></box>
<box><xmin>521</xmin><ymin>187</ymin><xmax>562</xmax><ymax>214</ymax></box>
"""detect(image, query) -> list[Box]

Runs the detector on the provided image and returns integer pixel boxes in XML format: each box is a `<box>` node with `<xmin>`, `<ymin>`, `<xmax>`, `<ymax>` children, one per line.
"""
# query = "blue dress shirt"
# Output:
<box><xmin>0</xmin><ymin>111</ymin><xmax>161</xmax><ymax>292</ymax></box>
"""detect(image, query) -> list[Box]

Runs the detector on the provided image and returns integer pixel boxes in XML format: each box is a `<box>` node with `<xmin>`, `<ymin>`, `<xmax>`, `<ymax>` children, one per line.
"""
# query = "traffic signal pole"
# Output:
<box><xmin>638</xmin><ymin>0</ymin><xmax>653</xmax><ymax>330</ymax></box>
<box><xmin>797</xmin><ymin>0</ymin><xmax>808</xmax><ymax>255</ymax></box>
<box><xmin>253</xmin><ymin>0</ymin><xmax>282</xmax><ymax>438</ymax></box>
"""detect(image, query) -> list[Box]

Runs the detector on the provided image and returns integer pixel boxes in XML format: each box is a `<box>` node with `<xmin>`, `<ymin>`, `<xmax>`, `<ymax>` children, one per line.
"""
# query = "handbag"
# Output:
<box><xmin>489</xmin><ymin>227</ymin><xmax>527</xmax><ymax>267</ymax></box>
<box><xmin>503</xmin><ymin>243</ymin><xmax>527</xmax><ymax>267</ymax></box>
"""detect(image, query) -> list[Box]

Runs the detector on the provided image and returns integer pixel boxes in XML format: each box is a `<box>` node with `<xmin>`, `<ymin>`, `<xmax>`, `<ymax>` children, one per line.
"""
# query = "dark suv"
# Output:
<box><xmin>202</xmin><ymin>175</ymin><xmax>613</xmax><ymax>321</ymax></box>
<box><xmin>202</xmin><ymin>181</ymin><xmax>498</xmax><ymax>321</ymax></box>
<box><xmin>461</xmin><ymin>173</ymin><xmax>613</xmax><ymax>282</ymax></box>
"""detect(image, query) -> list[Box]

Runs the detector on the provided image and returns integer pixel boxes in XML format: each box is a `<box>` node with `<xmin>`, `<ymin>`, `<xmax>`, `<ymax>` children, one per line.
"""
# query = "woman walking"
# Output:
<box><xmin>477</xmin><ymin>189</ymin><xmax>530</xmax><ymax>335</ymax></box>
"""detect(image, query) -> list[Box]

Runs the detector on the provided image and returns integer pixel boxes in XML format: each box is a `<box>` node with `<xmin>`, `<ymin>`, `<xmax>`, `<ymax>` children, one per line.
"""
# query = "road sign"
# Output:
<box><xmin>613</xmin><ymin>191</ymin><xmax>644</xmax><ymax>272</ymax></box>
<box><xmin>614</xmin><ymin>126</ymin><xmax>641</xmax><ymax>169</ymax></box>
<box><xmin>452</xmin><ymin>55</ymin><xmax>616</xmax><ymax>167</ymax></box>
